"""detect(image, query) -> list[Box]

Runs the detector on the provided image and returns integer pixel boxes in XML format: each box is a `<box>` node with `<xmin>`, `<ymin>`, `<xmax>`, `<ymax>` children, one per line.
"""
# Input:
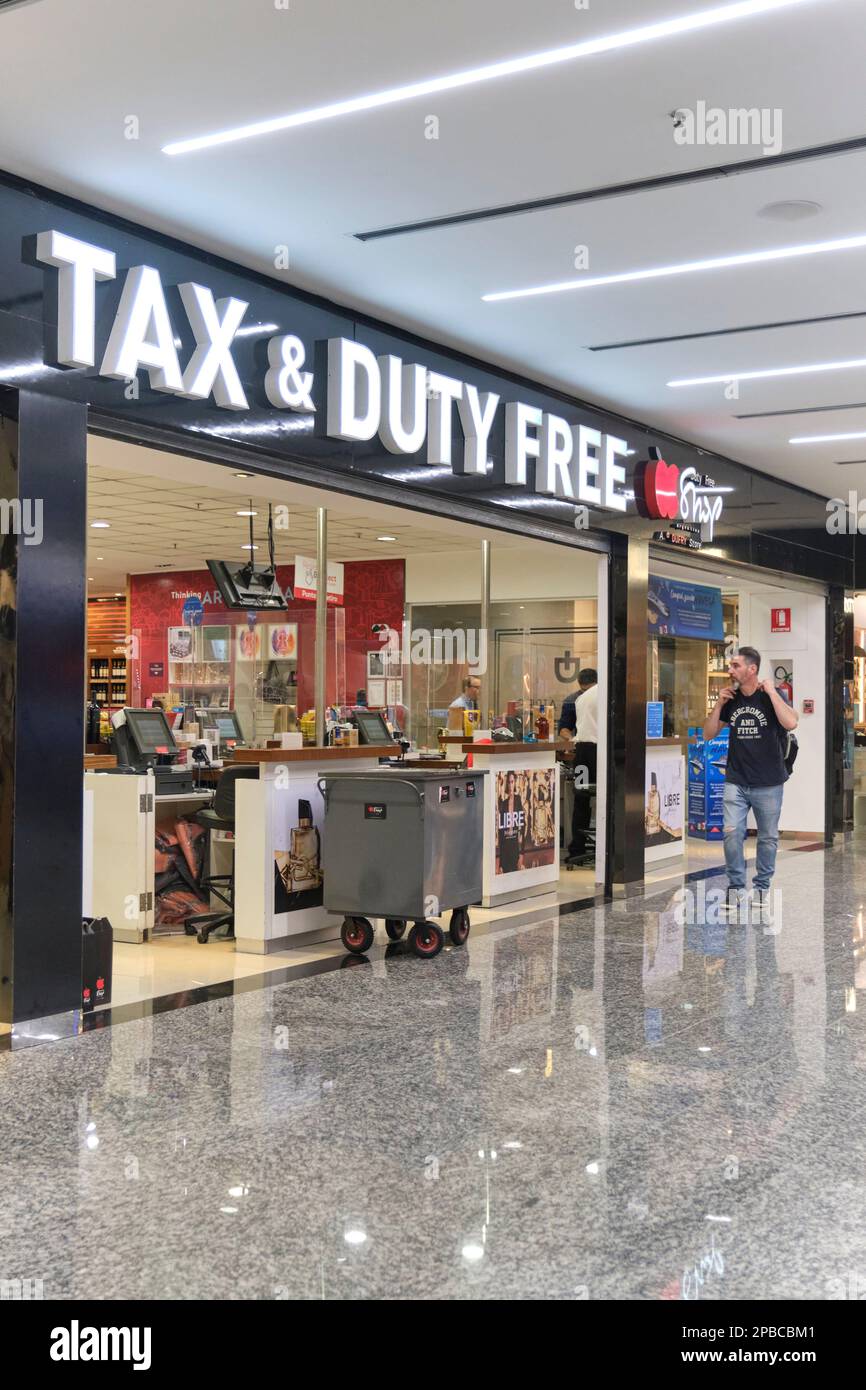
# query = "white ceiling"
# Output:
<box><xmin>4</xmin><ymin>0</ymin><xmax>866</xmax><ymax>497</ymax></box>
<box><xmin>86</xmin><ymin>434</ymin><xmax>534</xmax><ymax>595</ymax></box>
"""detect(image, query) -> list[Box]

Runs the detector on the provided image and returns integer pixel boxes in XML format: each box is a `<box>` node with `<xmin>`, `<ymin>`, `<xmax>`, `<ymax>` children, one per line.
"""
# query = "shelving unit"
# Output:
<box><xmin>168</xmin><ymin>623</ymin><xmax>232</xmax><ymax>710</ymax></box>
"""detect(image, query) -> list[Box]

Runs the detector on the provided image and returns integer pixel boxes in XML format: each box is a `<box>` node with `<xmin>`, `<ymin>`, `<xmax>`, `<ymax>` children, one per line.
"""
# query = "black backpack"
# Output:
<box><xmin>781</xmin><ymin>730</ymin><xmax>799</xmax><ymax>776</ymax></box>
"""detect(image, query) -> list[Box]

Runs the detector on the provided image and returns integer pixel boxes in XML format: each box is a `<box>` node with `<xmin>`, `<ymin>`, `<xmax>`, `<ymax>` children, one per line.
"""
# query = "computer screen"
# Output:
<box><xmin>213</xmin><ymin>711</ymin><xmax>244</xmax><ymax>744</ymax></box>
<box><xmin>124</xmin><ymin>708</ymin><xmax>178</xmax><ymax>759</ymax></box>
<box><xmin>354</xmin><ymin>710</ymin><xmax>393</xmax><ymax>746</ymax></box>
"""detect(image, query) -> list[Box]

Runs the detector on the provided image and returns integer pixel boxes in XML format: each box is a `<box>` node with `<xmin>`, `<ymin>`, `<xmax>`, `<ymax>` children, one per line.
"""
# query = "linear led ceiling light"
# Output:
<box><xmin>484</xmin><ymin>232</ymin><xmax>866</xmax><ymax>302</ymax></box>
<box><xmin>163</xmin><ymin>0</ymin><xmax>819</xmax><ymax>155</ymax></box>
<box><xmin>669</xmin><ymin>356</ymin><xmax>866</xmax><ymax>387</ymax></box>
<box><xmin>790</xmin><ymin>431</ymin><xmax>866</xmax><ymax>444</ymax></box>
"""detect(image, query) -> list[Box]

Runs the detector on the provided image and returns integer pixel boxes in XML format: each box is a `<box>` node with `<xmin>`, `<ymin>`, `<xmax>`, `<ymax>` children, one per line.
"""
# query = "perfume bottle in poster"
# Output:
<box><xmin>274</xmin><ymin>797</ymin><xmax>324</xmax><ymax>912</ymax></box>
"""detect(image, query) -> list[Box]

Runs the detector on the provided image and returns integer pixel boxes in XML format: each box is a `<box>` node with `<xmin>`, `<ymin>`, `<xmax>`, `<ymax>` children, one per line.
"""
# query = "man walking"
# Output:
<box><xmin>703</xmin><ymin>645</ymin><xmax>798</xmax><ymax>914</ymax></box>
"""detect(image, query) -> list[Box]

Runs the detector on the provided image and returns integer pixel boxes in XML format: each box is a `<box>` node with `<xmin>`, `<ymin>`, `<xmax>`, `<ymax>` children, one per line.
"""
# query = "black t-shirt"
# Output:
<box><xmin>719</xmin><ymin>689</ymin><xmax>788</xmax><ymax>787</ymax></box>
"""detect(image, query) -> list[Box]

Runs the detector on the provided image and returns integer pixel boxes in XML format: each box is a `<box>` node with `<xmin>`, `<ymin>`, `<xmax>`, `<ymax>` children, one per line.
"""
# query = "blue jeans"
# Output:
<box><xmin>723</xmin><ymin>782</ymin><xmax>784</xmax><ymax>891</ymax></box>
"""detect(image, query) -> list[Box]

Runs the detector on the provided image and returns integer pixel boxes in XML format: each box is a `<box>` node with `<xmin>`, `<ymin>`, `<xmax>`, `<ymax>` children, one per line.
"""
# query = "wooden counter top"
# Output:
<box><xmin>458</xmin><ymin>741</ymin><xmax>558</xmax><ymax>755</ymax></box>
<box><xmin>84</xmin><ymin>753</ymin><xmax>117</xmax><ymax>770</ymax></box>
<box><xmin>232</xmin><ymin>745</ymin><xmax>399</xmax><ymax>764</ymax></box>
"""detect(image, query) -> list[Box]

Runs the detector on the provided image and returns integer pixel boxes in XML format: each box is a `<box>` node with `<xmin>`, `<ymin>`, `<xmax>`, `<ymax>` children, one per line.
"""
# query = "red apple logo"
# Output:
<box><xmin>635</xmin><ymin>447</ymin><xmax>680</xmax><ymax>521</ymax></box>
<box><xmin>96</xmin><ymin>977</ymin><xmax>105</xmax><ymax>991</ymax></box>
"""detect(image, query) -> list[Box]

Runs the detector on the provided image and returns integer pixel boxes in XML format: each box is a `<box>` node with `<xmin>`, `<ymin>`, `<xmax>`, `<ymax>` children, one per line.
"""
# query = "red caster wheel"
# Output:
<box><xmin>449</xmin><ymin>908</ymin><xmax>470</xmax><ymax>945</ymax></box>
<box><xmin>409</xmin><ymin>921</ymin><xmax>444</xmax><ymax>959</ymax></box>
<box><xmin>385</xmin><ymin>919</ymin><xmax>406</xmax><ymax>941</ymax></box>
<box><xmin>341</xmin><ymin>916</ymin><xmax>374</xmax><ymax>954</ymax></box>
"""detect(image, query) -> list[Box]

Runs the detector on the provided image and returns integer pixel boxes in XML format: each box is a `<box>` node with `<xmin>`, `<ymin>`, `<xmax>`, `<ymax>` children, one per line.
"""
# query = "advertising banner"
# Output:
<box><xmin>644</xmin><ymin>747</ymin><xmax>685</xmax><ymax>851</ymax></box>
<box><xmin>495</xmin><ymin>768</ymin><xmax>557</xmax><ymax>875</ymax></box>
<box><xmin>688</xmin><ymin>725</ymin><xmax>729</xmax><ymax>839</ymax></box>
<box><xmin>647</xmin><ymin>576</ymin><xmax>724</xmax><ymax>641</ymax></box>
<box><xmin>294</xmin><ymin>555</ymin><xmax>345</xmax><ymax>605</ymax></box>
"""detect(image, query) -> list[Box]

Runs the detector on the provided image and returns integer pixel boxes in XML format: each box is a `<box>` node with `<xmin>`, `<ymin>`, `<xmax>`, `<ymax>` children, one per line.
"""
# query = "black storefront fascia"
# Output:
<box><xmin>0</xmin><ymin>169</ymin><xmax>853</xmax><ymax>1023</ymax></box>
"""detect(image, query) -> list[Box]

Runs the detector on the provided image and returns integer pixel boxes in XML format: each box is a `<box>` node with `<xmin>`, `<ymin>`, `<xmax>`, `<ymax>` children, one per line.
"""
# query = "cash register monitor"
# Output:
<box><xmin>212</xmin><ymin>710</ymin><xmax>244</xmax><ymax>746</ymax></box>
<box><xmin>123</xmin><ymin>708</ymin><xmax>178</xmax><ymax>764</ymax></box>
<box><xmin>354</xmin><ymin>710</ymin><xmax>392</xmax><ymax>746</ymax></box>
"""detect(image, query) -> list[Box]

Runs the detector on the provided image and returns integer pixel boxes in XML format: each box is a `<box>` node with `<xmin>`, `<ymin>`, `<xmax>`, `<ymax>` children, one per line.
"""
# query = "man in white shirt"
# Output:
<box><xmin>560</xmin><ymin>669</ymin><xmax>598</xmax><ymax>865</ymax></box>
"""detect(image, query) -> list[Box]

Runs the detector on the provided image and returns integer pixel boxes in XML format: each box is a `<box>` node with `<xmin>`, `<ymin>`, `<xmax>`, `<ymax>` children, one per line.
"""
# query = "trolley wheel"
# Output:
<box><xmin>409</xmin><ymin>921</ymin><xmax>444</xmax><ymax>959</ymax></box>
<box><xmin>385</xmin><ymin>919</ymin><xmax>406</xmax><ymax>941</ymax></box>
<box><xmin>183</xmin><ymin>922</ymin><xmax>197</xmax><ymax>936</ymax></box>
<box><xmin>341</xmin><ymin>916</ymin><xmax>374</xmax><ymax>954</ymax></box>
<box><xmin>196</xmin><ymin>928</ymin><xmax>209</xmax><ymax>944</ymax></box>
<box><xmin>449</xmin><ymin>908</ymin><xmax>471</xmax><ymax>946</ymax></box>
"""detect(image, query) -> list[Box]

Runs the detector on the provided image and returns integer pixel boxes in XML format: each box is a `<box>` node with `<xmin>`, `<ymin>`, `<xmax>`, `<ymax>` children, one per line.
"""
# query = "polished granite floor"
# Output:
<box><xmin>0</xmin><ymin>837</ymin><xmax>863</xmax><ymax>1301</ymax></box>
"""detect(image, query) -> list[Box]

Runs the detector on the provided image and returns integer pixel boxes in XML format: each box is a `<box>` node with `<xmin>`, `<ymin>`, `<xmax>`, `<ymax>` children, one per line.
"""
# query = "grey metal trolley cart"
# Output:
<box><xmin>317</xmin><ymin>768</ymin><xmax>486</xmax><ymax>959</ymax></box>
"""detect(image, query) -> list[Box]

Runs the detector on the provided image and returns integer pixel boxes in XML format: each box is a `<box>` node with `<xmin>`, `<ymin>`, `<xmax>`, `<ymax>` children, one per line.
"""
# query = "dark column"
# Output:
<box><xmin>827</xmin><ymin>584</ymin><xmax>852</xmax><ymax>840</ymax></box>
<box><xmin>605</xmin><ymin>533</ymin><xmax>648</xmax><ymax>892</ymax></box>
<box><xmin>0</xmin><ymin>390</ymin><xmax>87</xmax><ymax>1023</ymax></box>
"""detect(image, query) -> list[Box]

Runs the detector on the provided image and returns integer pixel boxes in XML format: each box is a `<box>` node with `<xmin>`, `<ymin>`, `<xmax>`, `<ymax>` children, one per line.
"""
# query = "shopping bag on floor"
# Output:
<box><xmin>81</xmin><ymin>917</ymin><xmax>113</xmax><ymax>1012</ymax></box>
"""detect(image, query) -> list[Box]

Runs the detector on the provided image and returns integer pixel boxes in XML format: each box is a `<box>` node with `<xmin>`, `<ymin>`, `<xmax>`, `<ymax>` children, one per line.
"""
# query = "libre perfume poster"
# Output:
<box><xmin>645</xmin><ymin>750</ymin><xmax>684</xmax><ymax>848</ymax></box>
<box><xmin>495</xmin><ymin>768</ymin><xmax>557</xmax><ymax>875</ymax></box>
<box><xmin>274</xmin><ymin>786</ymin><xmax>324</xmax><ymax>914</ymax></box>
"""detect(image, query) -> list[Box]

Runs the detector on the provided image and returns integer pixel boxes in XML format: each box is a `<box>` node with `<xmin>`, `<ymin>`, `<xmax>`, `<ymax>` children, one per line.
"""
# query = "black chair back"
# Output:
<box><xmin>213</xmin><ymin>765</ymin><xmax>259</xmax><ymax>823</ymax></box>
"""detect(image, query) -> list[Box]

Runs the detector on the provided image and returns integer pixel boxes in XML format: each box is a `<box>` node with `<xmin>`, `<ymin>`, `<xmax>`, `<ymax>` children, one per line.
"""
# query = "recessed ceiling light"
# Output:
<box><xmin>163</xmin><ymin>0</ymin><xmax>812</xmax><ymax>155</ymax></box>
<box><xmin>233</xmin><ymin>472</ymin><xmax>254</xmax><ymax>479</ymax></box>
<box><xmin>96</xmin><ymin>556</ymin><xmax>103</xmax><ymax>561</ymax></box>
<box><xmin>236</xmin><ymin>509</ymin><xmax>258</xmax><ymax>516</ymax></box>
<box><xmin>790</xmin><ymin>430</ymin><xmax>866</xmax><ymax>444</ymax></box>
<box><xmin>88</xmin><ymin>577</ymin><xmax>93</xmax><ymax>581</ymax></box>
<box><xmin>376</xmin><ymin>534</ymin><xmax>397</xmax><ymax>542</ymax></box>
<box><xmin>242</xmin><ymin>544</ymin><xmax>259</xmax><ymax>550</ymax></box>
<box><xmin>758</xmin><ymin>200</ymin><xmax>822</xmax><ymax>222</ymax></box>
<box><xmin>669</xmin><ymin>355</ymin><xmax>866</xmax><ymax>388</ymax></box>
<box><xmin>90</xmin><ymin>520</ymin><xmax>110</xmax><ymax>528</ymax></box>
<box><xmin>484</xmin><ymin>232</ymin><xmax>866</xmax><ymax>303</ymax></box>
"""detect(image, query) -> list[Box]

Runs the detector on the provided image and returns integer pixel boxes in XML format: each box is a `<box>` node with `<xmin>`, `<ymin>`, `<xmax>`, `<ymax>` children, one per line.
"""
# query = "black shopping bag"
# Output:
<box><xmin>81</xmin><ymin>917</ymin><xmax>113</xmax><ymax>1012</ymax></box>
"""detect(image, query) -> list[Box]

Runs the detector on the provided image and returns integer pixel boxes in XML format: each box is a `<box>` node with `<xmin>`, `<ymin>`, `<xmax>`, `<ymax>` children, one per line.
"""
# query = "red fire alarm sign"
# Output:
<box><xmin>771</xmin><ymin>607</ymin><xmax>791</xmax><ymax>633</ymax></box>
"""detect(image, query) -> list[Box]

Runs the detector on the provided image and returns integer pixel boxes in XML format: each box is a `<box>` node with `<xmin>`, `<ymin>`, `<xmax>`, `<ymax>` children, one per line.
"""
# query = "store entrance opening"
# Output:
<box><xmin>83</xmin><ymin>434</ymin><xmax>606</xmax><ymax>1011</ymax></box>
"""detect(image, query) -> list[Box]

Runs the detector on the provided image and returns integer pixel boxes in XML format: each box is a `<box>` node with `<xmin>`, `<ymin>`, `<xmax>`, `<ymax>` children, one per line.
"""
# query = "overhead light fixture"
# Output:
<box><xmin>90</xmin><ymin>520</ymin><xmax>110</xmax><ymax>528</ymax></box>
<box><xmin>241</xmin><ymin>543</ymin><xmax>259</xmax><ymax>550</ymax></box>
<box><xmin>376</xmin><ymin>534</ymin><xmax>397</xmax><ymax>542</ymax></box>
<box><xmin>163</xmin><ymin>0</ymin><xmax>815</xmax><ymax>155</ymax></box>
<box><xmin>669</xmin><ymin>356</ymin><xmax>866</xmax><ymax>387</ymax></box>
<box><xmin>233</xmin><ymin>471</ymin><xmax>254</xmax><ymax>479</ymax></box>
<box><xmin>484</xmin><ymin>231</ymin><xmax>866</xmax><ymax>302</ymax></box>
<box><xmin>790</xmin><ymin>430</ymin><xmax>866</xmax><ymax>444</ymax></box>
<box><xmin>236</xmin><ymin>509</ymin><xmax>258</xmax><ymax>517</ymax></box>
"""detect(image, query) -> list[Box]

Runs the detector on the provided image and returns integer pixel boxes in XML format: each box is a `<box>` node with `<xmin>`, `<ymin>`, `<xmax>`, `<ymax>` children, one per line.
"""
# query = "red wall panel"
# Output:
<box><xmin>129</xmin><ymin>559</ymin><xmax>405</xmax><ymax>711</ymax></box>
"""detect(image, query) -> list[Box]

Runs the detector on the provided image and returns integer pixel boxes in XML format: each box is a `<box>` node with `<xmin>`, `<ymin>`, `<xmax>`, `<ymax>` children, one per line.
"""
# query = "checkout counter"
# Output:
<box><xmin>84</xmin><ymin>706</ymin><xmax>562</xmax><ymax>952</ymax></box>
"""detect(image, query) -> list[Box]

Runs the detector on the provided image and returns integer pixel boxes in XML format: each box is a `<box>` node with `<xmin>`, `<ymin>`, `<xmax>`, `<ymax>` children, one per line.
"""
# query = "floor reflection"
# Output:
<box><xmin>0</xmin><ymin>838</ymin><xmax>864</xmax><ymax>1300</ymax></box>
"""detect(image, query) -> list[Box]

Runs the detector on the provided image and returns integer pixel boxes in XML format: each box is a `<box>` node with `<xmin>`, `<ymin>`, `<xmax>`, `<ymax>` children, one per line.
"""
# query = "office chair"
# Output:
<box><xmin>185</xmin><ymin>765</ymin><xmax>259</xmax><ymax>944</ymax></box>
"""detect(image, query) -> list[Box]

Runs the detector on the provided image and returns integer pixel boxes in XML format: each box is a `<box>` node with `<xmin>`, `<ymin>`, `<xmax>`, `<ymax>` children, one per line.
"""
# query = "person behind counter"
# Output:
<box><xmin>447</xmin><ymin>674</ymin><xmax>481</xmax><ymax>732</ymax></box>
<box><xmin>558</xmin><ymin>668</ymin><xmax>598</xmax><ymax>866</ymax></box>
